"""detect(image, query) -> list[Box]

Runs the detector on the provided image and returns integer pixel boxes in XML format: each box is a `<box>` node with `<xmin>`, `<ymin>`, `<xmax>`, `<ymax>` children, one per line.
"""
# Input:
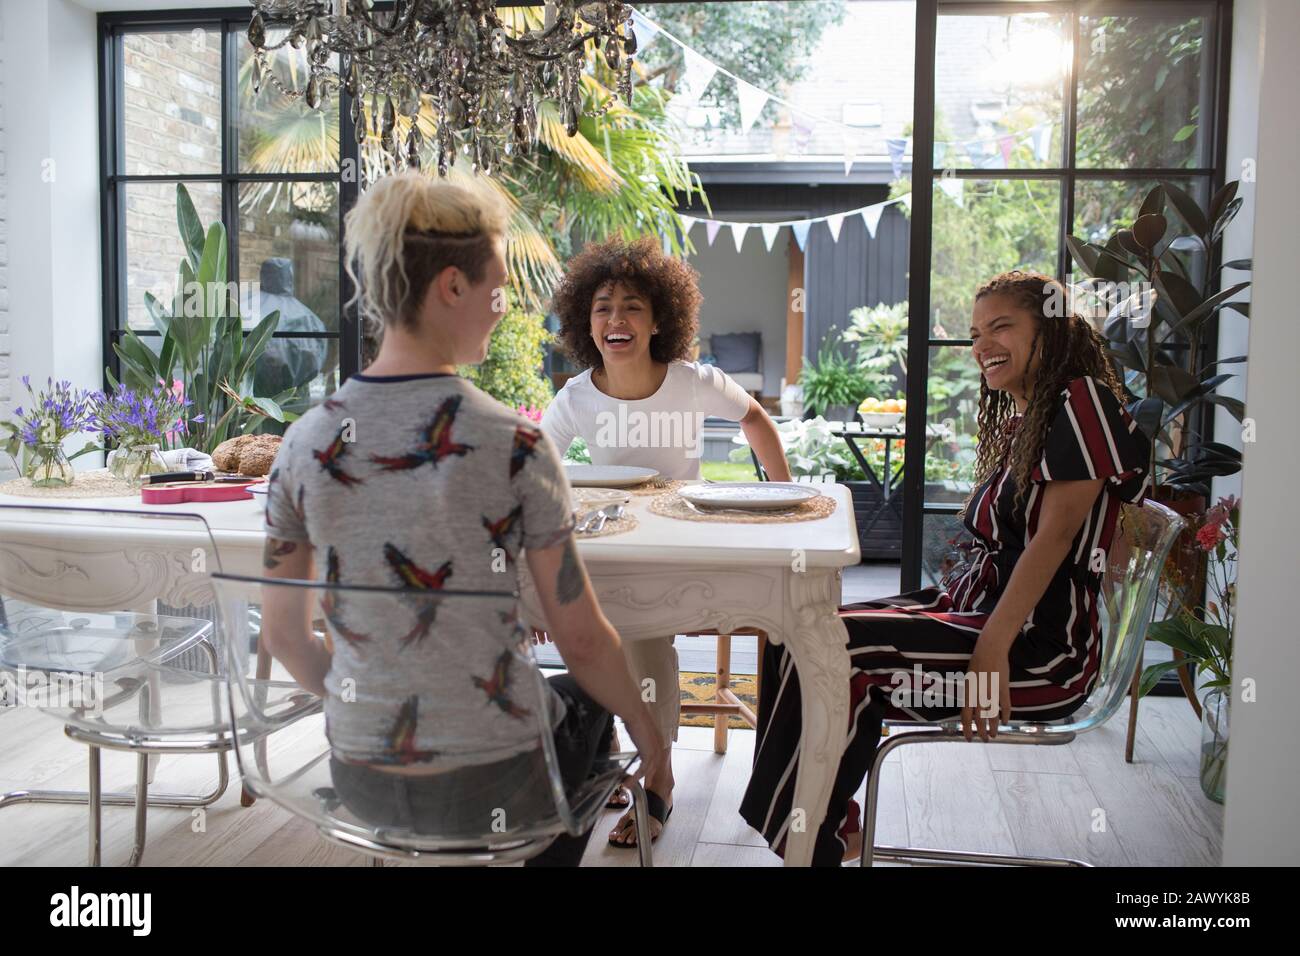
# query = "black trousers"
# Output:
<box><xmin>331</xmin><ymin>673</ymin><xmax>614</xmax><ymax>867</ymax></box>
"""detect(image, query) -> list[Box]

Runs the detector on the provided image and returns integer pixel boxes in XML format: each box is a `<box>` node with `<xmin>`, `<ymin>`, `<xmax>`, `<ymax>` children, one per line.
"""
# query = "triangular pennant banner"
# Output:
<box><xmin>1035</xmin><ymin>124</ymin><xmax>1054</xmax><ymax>163</ymax></box>
<box><xmin>938</xmin><ymin>177</ymin><xmax>965</xmax><ymax>207</ymax></box>
<box><xmin>678</xmin><ymin>49</ymin><xmax>718</xmax><ymax>106</ymax></box>
<box><xmin>761</xmin><ymin>222</ymin><xmax>782</xmax><ymax>252</ymax></box>
<box><xmin>886</xmin><ymin>137</ymin><xmax>907</xmax><ymax>179</ymax></box>
<box><xmin>842</xmin><ymin>131</ymin><xmax>858</xmax><ymax>176</ymax></box>
<box><xmin>679</xmin><ymin>215</ymin><xmax>697</xmax><ymax>235</ymax></box>
<box><xmin>730</xmin><ymin>221</ymin><xmax>750</xmax><ymax>253</ymax></box>
<box><xmin>736</xmin><ymin>78</ymin><xmax>770</xmax><ymax>134</ymax></box>
<box><xmin>998</xmin><ymin>134</ymin><xmax>1016</xmax><ymax>165</ymax></box>
<box><xmin>629</xmin><ymin>10</ymin><xmax>661</xmax><ymax>54</ymax></box>
<box><xmin>861</xmin><ymin>204</ymin><xmax>884</xmax><ymax>238</ymax></box>
<box><xmin>705</xmin><ymin>220</ymin><xmax>722</xmax><ymax>246</ymax></box>
<box><xmin>826</xmin><ymin>212</ymin><xmax>846</xmax><ymax>241</ymax></box>
<box><xmin>791</xmin><ymin>220</ymin><xmax>811</xmax><ymax>251</ymax></box>
<box><xmin>899</xmin><ymin>192</ymin><xmax>913</xmax><ymax>210</ymax></box>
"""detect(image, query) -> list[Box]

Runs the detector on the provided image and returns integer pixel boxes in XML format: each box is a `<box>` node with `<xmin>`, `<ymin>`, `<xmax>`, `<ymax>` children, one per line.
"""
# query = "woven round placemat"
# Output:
<box><xmin>575</xmin><ymin>512</ymin><xmax>638</xmax><ymax>538</ymax></box>
<box><xmin>647</xmin><ymin>490</ymin><xmax>836</xmax><ymax>523</ymax></box>
<box><xmin>624</xmin><ymin>478</ymin><xmax>685</xmax><ymax>497</ymax></box>
<box><xmin>0</xmin><ymin>469</ymin><xmax>137</xmax><ymax>499</ymax></box>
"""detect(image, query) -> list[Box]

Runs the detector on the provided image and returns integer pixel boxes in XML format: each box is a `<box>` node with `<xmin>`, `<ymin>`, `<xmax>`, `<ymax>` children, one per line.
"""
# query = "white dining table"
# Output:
<box><xmin>0</xmin><ymin>480</ymin><xmax>860</xmax><ymax>867</ymax></box>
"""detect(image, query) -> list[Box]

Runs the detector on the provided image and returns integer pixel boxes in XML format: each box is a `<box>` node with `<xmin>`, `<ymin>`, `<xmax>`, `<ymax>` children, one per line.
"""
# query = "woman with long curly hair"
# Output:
<box><xmin>740</xmin><ymin>270</ymin><xmax>1152</xmax><ymax>866</ymax></box>
<box><xmin>532</xmin><ymin>235</ymin><xmax>792</xmax><ymax>850</ymax></box>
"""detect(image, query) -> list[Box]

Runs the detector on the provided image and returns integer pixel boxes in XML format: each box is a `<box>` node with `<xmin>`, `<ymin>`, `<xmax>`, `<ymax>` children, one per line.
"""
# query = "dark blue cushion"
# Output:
<box><xmin>710</xmin><ymin>332</ymin><xmax>761</xmax><ymax>374</ymax></box>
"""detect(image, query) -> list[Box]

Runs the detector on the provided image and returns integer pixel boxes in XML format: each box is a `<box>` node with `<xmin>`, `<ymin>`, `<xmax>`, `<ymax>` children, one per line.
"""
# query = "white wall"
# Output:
<box><xmin>0</xmin><ymin>0</ymin><xmax>102</xmax><ymax>474</ymax></box>
<box><xmin>1222</xmin><ymin>0</ymin><xmax>1300</xmax><ymax>866</ymax></box>
<box><xmin>684</xmin><ymin>221</ymin><xmax>792</xmax><ymax>395</ymax></box>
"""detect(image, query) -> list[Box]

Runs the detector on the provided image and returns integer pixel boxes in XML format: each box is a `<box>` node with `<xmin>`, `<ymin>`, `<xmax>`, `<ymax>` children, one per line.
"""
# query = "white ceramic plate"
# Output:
<box><xmin>678</xmin><ymin>482</ymin><xmax>822</xmax><ymax>510</ymax></box>
<box><xmin>563</xmin><ymin>464</ymin><xmax>659</xmax><ymax>488</ymax></box>
<box><xmin>571</xmin><ymin>487</ymin><xmax>632</xmax><ymax>509</ymax></box>
<box><xmin>245</xmin><ymin>481</ymin><xmax>270</xmax><ymax>496</ymax></box>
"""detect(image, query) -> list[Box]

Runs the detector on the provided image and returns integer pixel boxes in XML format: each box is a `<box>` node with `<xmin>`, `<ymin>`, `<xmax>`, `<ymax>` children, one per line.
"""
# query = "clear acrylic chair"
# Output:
<box><xmin>0</xmin><ymin>504</ymin><xmax>318</xmax><ymax>866</ymax></box>
<box><xmin>214</xmin><ymin>573</ymin><xmax>653</xmax><ymax>867</ymax></box>
<box><xmin>859</xmin><ymin>499</ymin><xmax>1185</xmax><ymax>867</ymax></box>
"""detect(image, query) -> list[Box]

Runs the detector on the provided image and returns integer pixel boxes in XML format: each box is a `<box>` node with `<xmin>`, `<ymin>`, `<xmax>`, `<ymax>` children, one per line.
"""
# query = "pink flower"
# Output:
<box><xmin>1196</xmin><ymin>519</ymin><xmax>1226</xmax><ymax>552</ymax></box>
<box><xmin>516</xmin><ymin>404</ymin><xmax>543</xmax><ymax>423</ymax></box>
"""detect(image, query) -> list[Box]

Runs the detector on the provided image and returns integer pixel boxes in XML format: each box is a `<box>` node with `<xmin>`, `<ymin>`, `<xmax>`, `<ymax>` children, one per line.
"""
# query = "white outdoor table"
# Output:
<box><xmin>0</xmin><ymin>480</ymin><xmax>860</xmax><ymax>867</ymax></box>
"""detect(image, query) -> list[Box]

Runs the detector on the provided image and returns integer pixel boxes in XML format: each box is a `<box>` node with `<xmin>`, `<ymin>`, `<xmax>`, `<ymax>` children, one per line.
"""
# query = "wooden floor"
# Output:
<box><xmin>0</xmin><ymin>689</ymin><xmax>1220</xmax><ymax>867</ymax></box>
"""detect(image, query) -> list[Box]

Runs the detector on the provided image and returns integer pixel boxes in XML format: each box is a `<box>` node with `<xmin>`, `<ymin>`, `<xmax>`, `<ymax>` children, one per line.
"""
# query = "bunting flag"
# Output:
<box><xmin>678</xmin><ymin>48</ymin><xmax>718</xmax><ymax>106</ymax></box>
<box><xmin>736</xmin><ymin>78</ymin><xmax>770</xmax><ymax>134</ymax></box>
<box><xmin>998</xmin><ymin>134</ymin><xmax>1016</xmax><ymax>165</ymax></box>
<box><xmin>629</xmin><ymin>9</ymin><xmax>661</xmax><ymax>53</ymax></box>
<box><xmin>886</xmin><ymin>137</ymin><xmax>908</xmax><ymax>179</ymax></box>
<box><xmin>938</xmin><ymin>177</ymin><xmax>965</xmax><ymax>207</ymax></box>
<box><xmin>791</xmin><ymin>220</ymin><xmax>812</xmax><ymax>251</ymax></box>
<box><xmin>680</xmin><ymin>194</ymin><xmax>910</xmax><ymax>255</ymax></box>
<box><xmin>841</xmin><ymin>131</ymin><xmax>858</xmax><ymax>176</ymax></box>
<box><xmin>825</xmin><ymin>212</ymin><xmax>846</xmax><ymax>241</ymax></box>
<box><xmin>1034</xmin><ymin>124</ymin><xmax>1054</xmax><ymax>163</ymax></box>
<box><xmin>730</xmin><ymin>221</ymin><xmax>750</xmax><ymax>252</ymax></box>
<box><xmin>900</xmin><ymin>192</ymin><xmax>913</xmax><ymax>210</ymax></box>
<box><xmin>861</xmin><ymin>204</ymin><xmax>884</xmax><ymax>238</ymax></box>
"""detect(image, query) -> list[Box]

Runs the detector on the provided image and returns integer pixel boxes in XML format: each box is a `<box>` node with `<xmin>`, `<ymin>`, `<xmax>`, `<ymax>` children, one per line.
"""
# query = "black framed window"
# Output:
<box><xmin>902</xmin><ymin>0</ymin><xmax>1231</xmax><ymax>590</ymax></box>
<box><xmin>98</xmin><ymin>8</ymin><xmax>359</xmax><ymax>414</ymax></box>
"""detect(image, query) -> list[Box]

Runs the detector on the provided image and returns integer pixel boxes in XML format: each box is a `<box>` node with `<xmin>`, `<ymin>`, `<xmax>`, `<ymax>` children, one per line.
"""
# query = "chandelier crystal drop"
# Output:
<box><xmin>247</xmin><ymin>0</ymin><xmax>636</xmax><ymax>175</ymax></box>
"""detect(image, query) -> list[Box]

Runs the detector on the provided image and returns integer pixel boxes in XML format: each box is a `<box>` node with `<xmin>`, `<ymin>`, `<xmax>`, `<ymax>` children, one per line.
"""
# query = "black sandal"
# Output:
<box><xmin>607</xmin><ymin>788</ymin><xmax>672</xmax><ymax>848</ymax></box>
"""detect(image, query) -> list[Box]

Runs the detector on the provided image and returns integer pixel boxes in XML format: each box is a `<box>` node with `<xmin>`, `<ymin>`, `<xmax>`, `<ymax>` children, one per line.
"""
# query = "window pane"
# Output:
<box><xmin>935</xmin><ymin>13</ymin><xmax>1069</xmax><ymax>170</ymax></box>
<box><xmin>123</xmin><ymin>181</ymin><xmax>223</xmax><ymax>331</ymax></box>
<box><xmin>254</xmin><ymin>339</ymin><xmax>341</xmax><ymax>429</ymax></box>
<box><xmin>925</xmin><ymin>344</ymin><xmax>980</xmax><ymax>507</ymax></box>
<box><xmin>1076</xmin><ymin>13</ymin><xmax>1210</xmax><ymax>169</ymax></box>
<box><xmin>1072</xmin><ymin>177</ymin><xmax>1205</xmax><ymax>245</ymax></box>
<box><xmin>235</xmin><ymin>25</ymin><xmax>340</xmax><ymax>174</ymax></box>
<box><xmin>238</xmin><ymin>182</ymin><xmax>340</xmax><ymax>332</ymax></box>
<box><xmin>928</xmin><ymin>177</ymin><xmax>1061</xmax><ymax>338</ymax></box>
<box><xmin>920</xmin><ymin>512</ymin><xmax>970</xmax><ymax>588</ymax></box>
<box><xmin>123</xmin><ymin>29</ymin><xmax>221</xmax><ymax>175</ymax></box>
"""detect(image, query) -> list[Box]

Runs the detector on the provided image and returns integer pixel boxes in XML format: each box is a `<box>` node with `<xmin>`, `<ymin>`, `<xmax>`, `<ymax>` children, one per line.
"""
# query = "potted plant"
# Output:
<box><xmin>843</xmin><ymin>301</ymin><xmax>908</xmax><ymax>398</ymax></box>
<box><xmin>1139</xmin><ymin>495</ymin><xmax>1238</xmax><ymax>804</ymax></box>
<box><xmin>799</xmin><ymin>332</ymin><xmax>870</xmax><ymax>422</ymax></box>
<box><xmin>458</xmin><ymin>304</ymin><xmax>555</xmax><ymax>410</ymax></box>
<box><xmin>4</xmin><ymin>376</ymin><xmax>99</xmax><ymax>488</ymax></box>
<box><xmin>1067</xmin><ymin>181</ymin><xmax>1248</xmax><ymax>700</ymax></box>
<box><xmin>110</xmin><ymin>184</ymin><xmax>293</xmax><ymax>454</ymax></box>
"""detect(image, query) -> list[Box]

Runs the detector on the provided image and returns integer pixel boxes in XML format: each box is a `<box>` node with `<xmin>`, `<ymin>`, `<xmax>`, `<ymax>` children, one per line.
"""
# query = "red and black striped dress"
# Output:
<box><xmin>739</xmin><ymin>375</ymin><xmax>1151</xmax><ymax>865</ymax></box>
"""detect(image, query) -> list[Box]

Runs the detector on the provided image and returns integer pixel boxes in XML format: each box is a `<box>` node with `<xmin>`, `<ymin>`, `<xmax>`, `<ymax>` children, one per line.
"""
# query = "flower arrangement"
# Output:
<box><xmin>93</xmin><ymin>383</ymin><xmax>197</xmax><ymax>450</ymax></box>
<box><xmin>6</xmin><ymin>376</ymin><xmax>99</xmax><ymax>487</ymax></box>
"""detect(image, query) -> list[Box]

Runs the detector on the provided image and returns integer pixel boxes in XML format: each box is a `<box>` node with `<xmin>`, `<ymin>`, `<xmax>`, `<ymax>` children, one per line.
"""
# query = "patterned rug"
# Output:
<box><xmin>678</xmin><ymin>671</ymin><xmax>758</xmax><ymax>729</ymax></box>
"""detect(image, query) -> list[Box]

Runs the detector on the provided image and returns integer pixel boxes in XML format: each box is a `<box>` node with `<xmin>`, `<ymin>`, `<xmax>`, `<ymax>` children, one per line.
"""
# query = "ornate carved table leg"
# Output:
<box><xmin>775</xmin><ymin>567</ymin><xmax>851</xmax><ymax>867</ymax></box>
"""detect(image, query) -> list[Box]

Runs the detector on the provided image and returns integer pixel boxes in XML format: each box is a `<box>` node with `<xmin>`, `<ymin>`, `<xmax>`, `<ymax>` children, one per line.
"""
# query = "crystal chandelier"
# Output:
<box><xmin>246</xmin><ymin>1</ymin><xmax>636</xmax><ymax>176</ymax></box>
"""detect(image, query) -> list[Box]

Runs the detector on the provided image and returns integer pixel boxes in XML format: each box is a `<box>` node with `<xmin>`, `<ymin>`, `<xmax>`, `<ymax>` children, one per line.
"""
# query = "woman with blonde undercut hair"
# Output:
<box><xmin>257</xmin><ymin>172</ymin><xmax>667</xmax><ymax>866</ymax></box>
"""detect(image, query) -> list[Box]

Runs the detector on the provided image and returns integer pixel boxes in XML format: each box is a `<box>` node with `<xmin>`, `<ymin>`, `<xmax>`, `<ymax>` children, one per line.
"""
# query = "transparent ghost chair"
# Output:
<box><xmin>0</xmin><ymin>504</ymin><xmax>318</xmax><ymax>866</ymax></box>
<box><xmin>215</xmin><ymin>573</ymin><xmax>652</xmax><ymax>866</ymax></box>
<box><xmin>859</xmin><ymin>499</ymin><xmax>1185</xmax><ymax>867</ymax></box>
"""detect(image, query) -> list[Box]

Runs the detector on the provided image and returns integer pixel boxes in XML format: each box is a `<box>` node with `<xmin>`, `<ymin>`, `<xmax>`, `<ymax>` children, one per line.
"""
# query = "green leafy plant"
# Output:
<box><xmin>843</xmin><ymin>302</ymin><xmax>908</xmax><ymax>397</ymax></box>
<box><xmin>563</xmin><ymin>435</ymin><xmax>592</xmax><ymax>464</ymax></box>
<box><xmin>1065</xmin><ymin>180</ymin><xmax>1249</xmax><ymax>495</ymax></box>
<box><xmin>110</xmin><ymin>184</ymin><xmax>293</xmax><ymax>454</ymax></box>
<box><xmin>458</xmin><ymin>307</ymin><xmax>555</xmax><ymax>411</ymax></box>
<box><xmin>799</xmin><ymin>332</ymin><xmax>871</xmax><ymax>416</ymax></box>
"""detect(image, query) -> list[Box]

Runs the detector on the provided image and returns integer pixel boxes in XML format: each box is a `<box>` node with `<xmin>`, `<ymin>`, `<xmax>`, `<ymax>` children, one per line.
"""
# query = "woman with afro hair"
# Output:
<box><xmin>740</xmin><ymin>270</ymin><xmax>1151</xmax><ymax>865</ymax></box>
<box><xmin>537</xmin><ymin>235</ymin><xmax>792</xmax><ymax>850</ymax></box>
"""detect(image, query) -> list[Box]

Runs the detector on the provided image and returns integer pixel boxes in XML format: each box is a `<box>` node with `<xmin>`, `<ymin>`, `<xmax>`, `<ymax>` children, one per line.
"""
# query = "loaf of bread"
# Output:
<box><xmin>212</xmin><ymin>433</ymin><xmax>282</xmax><ymax>476</ymax></box>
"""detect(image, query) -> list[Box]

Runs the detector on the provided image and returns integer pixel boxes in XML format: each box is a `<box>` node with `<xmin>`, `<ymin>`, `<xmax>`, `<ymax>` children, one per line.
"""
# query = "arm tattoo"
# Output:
<box><xmin>555</xmin><ymin>536</ymin><xmax>584</xmax><ymax>606</ymax></box>
<box><xmin>263</xmin><ymin>537</ymin><xmax>297</xmax><ymax>570</ymax></box>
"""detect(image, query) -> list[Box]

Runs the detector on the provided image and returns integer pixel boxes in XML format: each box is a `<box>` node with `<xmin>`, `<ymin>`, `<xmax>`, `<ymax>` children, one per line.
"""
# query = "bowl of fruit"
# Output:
<box><xmin>858</xmin><ymin>397</ymin><xmax>906</xmax><ymax>429</ymax></box>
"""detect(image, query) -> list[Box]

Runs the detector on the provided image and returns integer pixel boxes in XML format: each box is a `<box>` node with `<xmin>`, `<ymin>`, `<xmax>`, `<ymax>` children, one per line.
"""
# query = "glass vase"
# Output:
<box><xmin>111</xmin><ymin>443</ymin><xmax>167</xmax><ymax>486</ymax></box>
<box><xmin>27</xmin><ymin>442</ymin><xmax>74</xmax><ymax>488</ymax></box>
<box><xmin>1199</xmin><ymin>687</ymin><xmax>1229</xmax><ymax>804</ymax></box>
